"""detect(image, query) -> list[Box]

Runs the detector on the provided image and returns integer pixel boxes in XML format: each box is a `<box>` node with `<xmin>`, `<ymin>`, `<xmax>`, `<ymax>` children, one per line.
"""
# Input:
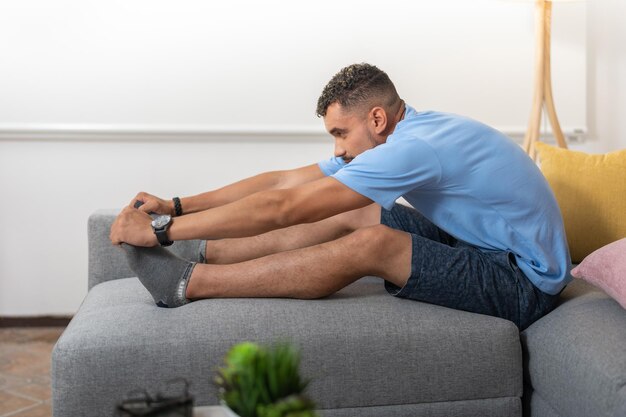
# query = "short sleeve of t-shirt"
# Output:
<box><xmin>318</xmin><ymin>156</ymin><xmax>345</xmax><ymax>176</ymax></box>
<box><xmin>318</xmin><ymin>138</ymin><xmax>443</xmax><ymax>210</ymax></box>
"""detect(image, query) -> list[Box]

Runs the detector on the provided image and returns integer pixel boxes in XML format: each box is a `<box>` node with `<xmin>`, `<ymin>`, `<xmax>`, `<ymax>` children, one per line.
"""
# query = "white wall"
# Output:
<box><xmin>586</xmin><ymin>0</ymin><xmax>626</xmax><ymax>151</ymax></box>
<box><xmin>0</xmin><ymin>0</ymin><xmax>587</xmax><ymax>133</ymax></box>
<box><xmin>0</xmin><ymin>1</ymin><xmax>622</xmax><ymax>316</ymax></box>
<box><xmin>0</xmin><ymin>139</ymin><xmax>330</xmax><ymax>316</ymax></box>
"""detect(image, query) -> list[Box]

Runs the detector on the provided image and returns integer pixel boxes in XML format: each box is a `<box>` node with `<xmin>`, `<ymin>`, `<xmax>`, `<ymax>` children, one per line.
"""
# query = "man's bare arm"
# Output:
<box><xmin>110</xmin><ymin>176</ymin><xmax>372</xmax><ymax>246</ymax></box>
<box><xmin>131</xmin><ymin>164</ymin><xmax>325</xmax><ymax>215</ymax></box>
<box><xmin>180</xmin><ymin>163</ymin><xmax>325</xmax><ymax>214</ymax></box>
<box><xmin>170</xmin><ymin>176</ymin><xmax>372</xmax><ymax>240</ymax></box>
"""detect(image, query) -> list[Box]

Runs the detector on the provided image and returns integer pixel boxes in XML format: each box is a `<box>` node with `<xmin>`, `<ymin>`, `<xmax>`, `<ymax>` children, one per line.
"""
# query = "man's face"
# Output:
<box><xmin>323</xmin><ymin>102</ymin><xmax>382</xmax><ymax>164</ymax></box>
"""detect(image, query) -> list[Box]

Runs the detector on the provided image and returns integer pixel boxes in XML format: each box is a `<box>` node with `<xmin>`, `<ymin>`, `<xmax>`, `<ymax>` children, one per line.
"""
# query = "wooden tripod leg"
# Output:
<box><xmin>542</xmin><ymin>1</ymin><xmax>568</xmax><ymax>149</ymax></box>
<box><xmin>524</xmin><ymin>0</ymin><xmax>547</xmax><ymax>160</ymax></box>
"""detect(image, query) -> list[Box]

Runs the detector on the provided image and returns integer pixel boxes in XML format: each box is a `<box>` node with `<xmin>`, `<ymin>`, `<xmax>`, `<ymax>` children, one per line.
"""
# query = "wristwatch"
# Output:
<box><xmin>151</xmin><ymin>215</ymin><xmax>174</xmax><ymax>247</ymax></box>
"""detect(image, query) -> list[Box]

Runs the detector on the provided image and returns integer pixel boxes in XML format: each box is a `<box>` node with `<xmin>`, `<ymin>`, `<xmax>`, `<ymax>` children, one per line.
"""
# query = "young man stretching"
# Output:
<box><xmin>110</xmin><ymin>63</ymin><xmax>571</xmax><ymax>330</ymax></box>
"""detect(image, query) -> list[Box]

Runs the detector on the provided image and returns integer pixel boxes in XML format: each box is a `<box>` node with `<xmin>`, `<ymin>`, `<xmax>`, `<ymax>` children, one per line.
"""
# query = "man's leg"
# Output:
<box><xmin>379</xmin><ymin>204</ymin><xmax>557</xmax><ymax>330</ymax></box>
<box><xmin>122</xmin><ymin>204</ymin><xmax>393</xmax><ymax>307</ymax></box>
<box><xmin>203</xmin><ymin>204</ymin><xmax>382</xmax><ymax>264</ymax></box>
<box><xmin>186</xmin><ymin>224</ymin><xmax>412</xmax><ymax>299</ymax></box>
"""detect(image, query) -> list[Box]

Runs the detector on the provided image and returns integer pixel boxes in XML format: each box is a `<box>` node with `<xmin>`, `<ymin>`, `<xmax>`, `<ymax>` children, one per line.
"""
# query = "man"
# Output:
<box><xmin>110</xmin><ymin>63</ymin><xmax>571</xmax><ymax>330</ymax></box>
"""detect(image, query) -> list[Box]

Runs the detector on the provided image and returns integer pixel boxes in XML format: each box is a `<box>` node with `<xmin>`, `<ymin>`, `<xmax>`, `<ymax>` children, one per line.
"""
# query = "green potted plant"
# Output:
<box><xmin>214</xmin><ymin>342</ymin><xmax>318</xmax><ymax>417</ymax></box>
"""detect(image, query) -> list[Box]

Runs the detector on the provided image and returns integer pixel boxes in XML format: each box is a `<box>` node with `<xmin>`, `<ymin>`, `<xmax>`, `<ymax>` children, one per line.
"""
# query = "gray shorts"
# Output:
<box><xmin>381</xmin><ymin>203</ymin><xmax>558</xmax><ymax>330</ymax></box>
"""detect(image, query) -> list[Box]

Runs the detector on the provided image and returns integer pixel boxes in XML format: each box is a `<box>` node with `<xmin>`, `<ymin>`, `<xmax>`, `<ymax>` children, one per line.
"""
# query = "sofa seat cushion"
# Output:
<box><xmin>53</xmin><ymin>277</ymin><xmax>522</xmax><ymax>417</ymax></box>
<box><xmin>521</xmin><ymin>279</ymin><xmax>626</xmax><ymax>417</ymax></box>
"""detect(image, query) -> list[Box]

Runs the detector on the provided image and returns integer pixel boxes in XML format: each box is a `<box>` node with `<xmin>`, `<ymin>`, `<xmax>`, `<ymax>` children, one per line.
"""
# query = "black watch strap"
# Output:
<box><xmin>155</xmin><ymin>227</ymin><xmax>174</xmax><ymax>247</ymax></box>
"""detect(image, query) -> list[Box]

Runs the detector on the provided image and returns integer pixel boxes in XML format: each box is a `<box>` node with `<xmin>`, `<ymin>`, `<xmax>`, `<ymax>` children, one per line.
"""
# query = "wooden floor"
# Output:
<box><xmin>0</xmin><ymin>327</ymin><xmax>65</xmax><ymax>417</ymax></box>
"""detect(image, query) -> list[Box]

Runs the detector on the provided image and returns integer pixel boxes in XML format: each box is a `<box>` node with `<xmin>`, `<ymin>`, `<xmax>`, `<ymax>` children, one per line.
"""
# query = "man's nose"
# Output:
<box><xmin>334</xmin><ymin>142</ymin><xmax>346</xmax><ymax>158</ymax></box>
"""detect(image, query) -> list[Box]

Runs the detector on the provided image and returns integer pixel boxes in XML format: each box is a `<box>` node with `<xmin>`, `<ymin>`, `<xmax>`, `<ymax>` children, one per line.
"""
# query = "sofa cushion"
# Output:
<box><xmin>534</xmin><ymin>142</ymin><xmax>626</xmax><ymax>263</ymax></box>
<box><xmin>572</xmin><ymin>238</ymin><xmax>626</xmax><ymax>309</ymax></box>
<box><xmin>521</xmin><ymin>279</ymin><xmax>626</xmax><ymax>417</ymax></box>
<box><xmin>53</xmin><ymin>277</ymin><xmax>522</xmax><ymax>417</ymax></box>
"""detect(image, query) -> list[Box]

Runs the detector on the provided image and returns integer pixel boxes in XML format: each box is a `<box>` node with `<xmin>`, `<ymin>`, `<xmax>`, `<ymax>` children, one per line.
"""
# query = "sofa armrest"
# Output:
<box><xmin>88</xmin><ymin>210</ymin><xmax>204</xmax><ymax>290</ymax></box>
<box><xmin>88</xmin><ymin>209</ymin><xmax>132</xmax><ymax>290</ymax></box>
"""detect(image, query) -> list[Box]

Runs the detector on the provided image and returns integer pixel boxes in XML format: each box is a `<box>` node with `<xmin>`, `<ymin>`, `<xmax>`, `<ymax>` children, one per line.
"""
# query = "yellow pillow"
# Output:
<box><xmin>535</xmin><ymin>142</ymin><xmax>626</xmax><ymax>263</ymax></box>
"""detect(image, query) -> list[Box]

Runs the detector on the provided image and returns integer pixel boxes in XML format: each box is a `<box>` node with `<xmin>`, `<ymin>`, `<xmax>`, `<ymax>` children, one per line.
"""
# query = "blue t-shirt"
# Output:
<box><xmin>318</xmin><ymin>106</ymin><xmax>572</xmax><ymax>295</ymax></box>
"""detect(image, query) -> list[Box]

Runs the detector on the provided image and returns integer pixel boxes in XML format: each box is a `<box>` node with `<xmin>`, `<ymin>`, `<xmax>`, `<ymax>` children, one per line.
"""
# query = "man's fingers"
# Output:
<box><xmin>110</xmin><ymin>206</ymin><xmax>152</xmax><ymax>246</ymax></box>
<box><xmin>109</xmin><ymin>219</ymin><xmax>121</xmax><ymax>245</ymax></box>
<box><xmin>128</xmin><ymin>195</ymin><xmax>142</xmax><ymax>208</ymax></box>
<box><xmin>139</xmin><ymin>200</ymin><xmax>157</xmax><ymax>213</ymax></box>
<box><xmin>128</xmin><ymin>192</ymin><xmax>149</xmax><ymax>209</ymax></box>
<box><xmin>110</xmin><ymin>234</ymin><xmax>121</xmax><ymax>245</ymax></box>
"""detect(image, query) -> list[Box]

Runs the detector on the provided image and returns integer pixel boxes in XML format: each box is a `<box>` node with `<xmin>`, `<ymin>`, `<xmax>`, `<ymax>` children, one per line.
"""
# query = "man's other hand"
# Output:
<box><xmin>110</xmin><ymin>206</ymin><xmax>158</xmax><ymax>246</ymax></box>
<box><xmin>129</xmin><ymin>192</ymin><xmax>174</xmax><ymax>215</ymax></box>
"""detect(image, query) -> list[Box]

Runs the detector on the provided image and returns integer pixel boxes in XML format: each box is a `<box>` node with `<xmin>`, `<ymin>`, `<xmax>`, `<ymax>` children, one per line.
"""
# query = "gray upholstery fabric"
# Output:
<box><xmin>53</xmin><ymin>277</ymin><xmax>522</xmax><ymax>417</ymax></box>
<box><xmin>521</xmin><ymin>279</ymin><xmax>626</xmax><ymax>417</ymax></box>
<box><xmin>319</xmin><ymin>397</ymin><xmax>521</xmax><ymax>417</ymax></box>
<box><xmin>524</xmin><ymin>390</ymin><xmax>562</xmax><ymax>417</ymax></box>
<box><xmin>52</xmin><ymin>210</ymin><xmax>524</xmax><ymax>416</ymax></box>
<box><xmin>88</xmin><ymin>210</ymin><xmax>203</xmax><ymax>290</ymax></box>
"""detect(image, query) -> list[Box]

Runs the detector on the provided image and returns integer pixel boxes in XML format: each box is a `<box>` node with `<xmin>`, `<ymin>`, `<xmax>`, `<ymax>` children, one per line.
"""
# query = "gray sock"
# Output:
<box><xmin>197</xmin><ymin>240</ymin><xmax>207</xmax><ymax>263</ymax></box>
<box><xmin>122</xmin><ymin>244</ymin><xmax>196</xmax><ymax>308</ymax></box>
<box><xmin>166</xmin><ymin>239</ymin><xmax>207</xmax><ymax>264</ymax></box>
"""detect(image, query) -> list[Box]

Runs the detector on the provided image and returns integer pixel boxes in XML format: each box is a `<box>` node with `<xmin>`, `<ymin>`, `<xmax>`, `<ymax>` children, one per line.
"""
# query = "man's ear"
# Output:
<box><xmin>369</xmin><ymin>107</ymin><xmax>388</xmax><ymax>134</ymax></box>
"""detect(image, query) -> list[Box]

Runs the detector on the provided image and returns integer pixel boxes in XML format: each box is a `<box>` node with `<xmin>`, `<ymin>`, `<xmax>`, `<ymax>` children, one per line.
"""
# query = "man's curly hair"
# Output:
<box><xmin>316</xmin><ymin>63</ymin><xmax>400</xmax><ymax>118</ymax></box>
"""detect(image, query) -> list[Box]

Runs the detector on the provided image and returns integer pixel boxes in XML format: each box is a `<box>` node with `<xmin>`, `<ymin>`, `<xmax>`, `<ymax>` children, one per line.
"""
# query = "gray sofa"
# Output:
<box><xmin>51</xmin><ymin>210</ymin><xmax>626</xmax><ymax>417</ymax></box>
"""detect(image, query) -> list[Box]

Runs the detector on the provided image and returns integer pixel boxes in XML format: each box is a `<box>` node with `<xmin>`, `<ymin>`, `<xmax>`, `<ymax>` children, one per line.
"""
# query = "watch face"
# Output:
<box><xmin>152</xmin><ymin>215</ymin><xmax>171</xmax><ymax>228</ymax></box>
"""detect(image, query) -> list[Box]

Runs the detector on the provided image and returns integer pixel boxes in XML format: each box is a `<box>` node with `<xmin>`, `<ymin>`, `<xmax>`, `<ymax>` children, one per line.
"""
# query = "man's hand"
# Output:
<box><xmin>129</xmin><ymin>192</ymin><xmax>174</xmax><ymax>215</ymax></box>
<box><xmin>110</xmin><ymin>206</ymin><xmax>158</xmax><ymax>247</ymax></box>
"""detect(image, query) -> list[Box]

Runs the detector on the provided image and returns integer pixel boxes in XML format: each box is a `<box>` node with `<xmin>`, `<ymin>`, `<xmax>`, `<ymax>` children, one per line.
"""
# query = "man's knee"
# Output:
<box><xmin>347</xmin><ymin>224</ymin><xmax>412</xmax><ymax>282</ymax></box>
<box><xmin>349</xmin><ymin>224</ymin><xmax>408</xmax><ymax>256</ymax></box>
<box><xmin>350</xmin><ymin>223</ymin><xmax>388</xmax><ymax>242</ymax></box>
<box><xmin>333</xmin><ymin>204</ymin><xmax>381</xmax><ymax>232</ymax></box>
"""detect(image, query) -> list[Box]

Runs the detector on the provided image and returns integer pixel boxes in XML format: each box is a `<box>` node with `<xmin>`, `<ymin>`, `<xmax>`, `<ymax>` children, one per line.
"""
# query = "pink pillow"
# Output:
<box><xmin>571</xmin><ymin>238</ymin><xmax>626</xmax><ymax>309</ymax></box>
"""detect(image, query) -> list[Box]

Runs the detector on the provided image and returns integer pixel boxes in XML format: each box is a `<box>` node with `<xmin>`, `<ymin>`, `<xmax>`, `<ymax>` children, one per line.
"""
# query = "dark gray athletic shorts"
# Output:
<box><xmin>381</xmin><ymin>203</ymin><xmax>559</xmax><ymax>330</ymax></box>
